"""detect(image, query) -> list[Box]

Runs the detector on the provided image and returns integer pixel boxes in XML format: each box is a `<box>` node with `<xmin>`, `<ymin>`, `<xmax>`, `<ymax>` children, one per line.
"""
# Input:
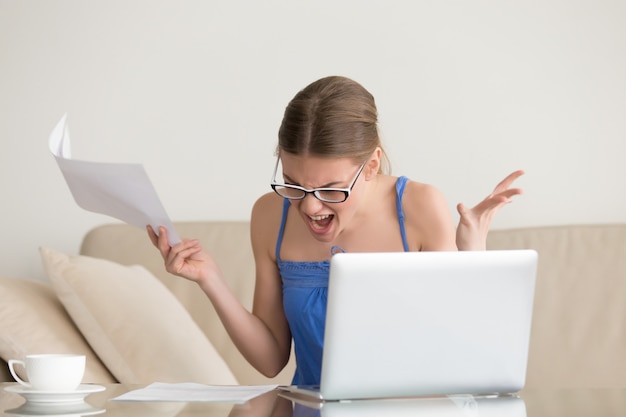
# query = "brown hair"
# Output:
<box><xmin>278</xmin><ymin>76</ymin><xmax>390</xmax><ymax>173</ymax></box>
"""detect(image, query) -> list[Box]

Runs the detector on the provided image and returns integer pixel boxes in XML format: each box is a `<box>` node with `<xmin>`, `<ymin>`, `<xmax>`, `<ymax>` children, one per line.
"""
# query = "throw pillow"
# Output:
<box><xmin>39</xmin><ymin>247</ymin><xmax>237</xmax><ymax>385</ymax></box>
<box><xmin>0</xmin><ymin>275</ymin><xmax>116</xmax><ymax>383</ymax></box>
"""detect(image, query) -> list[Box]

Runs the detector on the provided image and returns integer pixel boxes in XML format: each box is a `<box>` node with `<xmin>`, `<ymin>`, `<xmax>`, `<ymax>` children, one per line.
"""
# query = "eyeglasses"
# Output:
<box><xmin>270</xmin><ymin>158</ymin><xmax>366</xmax><ymax>203</ymax></box>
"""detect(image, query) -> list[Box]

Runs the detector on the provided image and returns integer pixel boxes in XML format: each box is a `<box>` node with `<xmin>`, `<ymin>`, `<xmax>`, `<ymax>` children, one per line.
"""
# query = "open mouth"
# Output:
<box><xmin>308</xmin><ymin>214</ymin><xmax>334</xmax><ymax>232</ymax></box>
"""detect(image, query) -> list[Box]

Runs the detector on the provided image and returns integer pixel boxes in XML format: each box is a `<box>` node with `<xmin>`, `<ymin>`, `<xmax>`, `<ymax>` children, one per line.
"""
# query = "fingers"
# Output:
<box><xmin>147</xmin><ymin>225</ymin><xmax>176</xmax><ymax>259</ymax></box>
<box><xmin>477</xmin><ymin>194</ymin><xmax>513</xmax><ymax>212</ymax></box>
<box><xmin>165</xmin><ymin>239</ymin><xmax>200</xmax><ymax>264</ymax></box>
<box><xmin>165</xmin><ymin>239</ymin><xmax>202</xmax><ymax>276</ymax></box>
<box><xmin>456</xmin><ymin>170</ymin><xmax>525</xmax><ymax>251</ymax></box>
<box><xmin>456</xmin><ymin>203</ymin><xmax>475</xmax><ymax>228</ymax></box>
<box><xmin>156</xmin><ymin>226</ymin><xmax>171</xmax><ymax>252</ymax></box>
<box><xmin>456</xmin><ymin>202</ymin><xmax>467</xmax><ymax>217</ymax></box>
<box><xmin>146</xmin><ymin>225</ymin><xmax>158</xmax><ymax>247</ymax></box>
<box><xmin>495</xmin><ymin>187</ymin><xmax>523</xmax><ymax>202</ymax></box>
<box><xmin>493</xmin><ymin>170</ymin><xmax>525</xmax><ymax>194</ymax></box>
<box><xmin>147</xmin><ymin>225</ymin><xmax>207</xmax><ymax>280</ymax></box>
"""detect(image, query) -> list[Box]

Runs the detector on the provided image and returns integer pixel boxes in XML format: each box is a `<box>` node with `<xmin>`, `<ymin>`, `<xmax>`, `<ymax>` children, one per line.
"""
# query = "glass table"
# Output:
<box><xmin>2</xmin><ymin>383</ymin><xmax>625</xmax><ymax>417</ymax></box>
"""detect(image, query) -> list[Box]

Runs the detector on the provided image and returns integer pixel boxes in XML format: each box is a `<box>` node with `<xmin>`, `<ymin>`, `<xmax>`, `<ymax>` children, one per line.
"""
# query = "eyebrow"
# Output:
<box><xmin>282</xmin><ymin>173</ymin><xmax>344</xmax><ymax>189</ymax></box>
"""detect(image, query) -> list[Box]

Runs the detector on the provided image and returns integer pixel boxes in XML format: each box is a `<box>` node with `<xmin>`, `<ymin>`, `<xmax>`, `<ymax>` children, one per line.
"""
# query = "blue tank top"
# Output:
<box><xmin>276</xmin><ymin>176</ymin><xmax>411</xmax><ymax>385</ymax></box>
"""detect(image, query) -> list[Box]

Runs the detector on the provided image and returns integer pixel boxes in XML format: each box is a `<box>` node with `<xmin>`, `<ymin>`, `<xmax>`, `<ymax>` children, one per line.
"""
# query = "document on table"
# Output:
<box><xmin>111</xmin><ymin>382</ymin><xmax>279</xmax><ymax>403</ymax></box>
<box><xmin>49</xmin><ymin>114</ymin><xmax>180</xmax><ymax>245</ymax></box>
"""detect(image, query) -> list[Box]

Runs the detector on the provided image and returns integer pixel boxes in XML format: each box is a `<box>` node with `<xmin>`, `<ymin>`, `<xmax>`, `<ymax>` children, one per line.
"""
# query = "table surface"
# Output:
<box><xmin>1</xmin><ymin>383</ymin><xmax>626</xmax><ymax>417</ymax></box>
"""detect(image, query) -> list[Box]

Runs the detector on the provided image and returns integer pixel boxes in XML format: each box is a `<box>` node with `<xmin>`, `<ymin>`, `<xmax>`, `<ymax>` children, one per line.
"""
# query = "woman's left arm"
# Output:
<box><xmin>456</xmin><ymin>170</ymin><xmax>524</xmax><ymax>251</ymax></box>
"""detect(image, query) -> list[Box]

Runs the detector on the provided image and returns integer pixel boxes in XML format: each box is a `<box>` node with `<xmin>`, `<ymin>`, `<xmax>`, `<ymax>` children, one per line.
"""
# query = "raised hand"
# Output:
<box><xmin>147</xmin><ymin>225</ymin><xmax>220</xmax><ymax>285</ymax></box>
<box><xmin>455</xmin><ymin>170</ymin><xmax>524</xmax><ymax>250</ymax></box>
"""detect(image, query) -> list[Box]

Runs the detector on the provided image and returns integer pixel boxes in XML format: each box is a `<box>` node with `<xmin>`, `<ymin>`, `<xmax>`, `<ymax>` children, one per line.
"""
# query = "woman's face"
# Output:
<box><xmin>278</xmin><ymin>153</ymin><xmax>372</xmax><ymax>243</ymax></box>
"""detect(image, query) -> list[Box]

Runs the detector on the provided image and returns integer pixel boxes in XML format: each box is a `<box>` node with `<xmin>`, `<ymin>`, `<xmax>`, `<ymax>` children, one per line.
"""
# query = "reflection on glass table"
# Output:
<box><xmin>286</xmin><ymin>394</ymin><xmax>526</xmax><ymax>417</ymax></box>
<box><xmin>3</xmin><ymin>384</ymin><xmax>626</xmax><ymax>417</ymax></box>
<box><xmin>4</xmin><ymin>400</ymin><xmax>105</xmax><ymax>417</ymax></box>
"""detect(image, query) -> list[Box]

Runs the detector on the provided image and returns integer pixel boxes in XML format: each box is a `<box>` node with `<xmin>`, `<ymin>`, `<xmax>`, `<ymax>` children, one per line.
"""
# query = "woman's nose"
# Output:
<box><xmin>299</xmin><ymin>193</ymin><xmax>324</xmax><ymax>212</ymax></box>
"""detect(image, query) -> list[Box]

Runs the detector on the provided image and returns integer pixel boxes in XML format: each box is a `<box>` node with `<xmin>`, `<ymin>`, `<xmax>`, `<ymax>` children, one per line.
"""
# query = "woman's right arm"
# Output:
<box><xmin>247</xmin><ymin>193</ymin><xmax>293</xmax><ymax>376</ymax></box>
<box><xmin>146</xmin><ymin>195</ymin><xmax>291</xmax><ymax>377</ymax></box>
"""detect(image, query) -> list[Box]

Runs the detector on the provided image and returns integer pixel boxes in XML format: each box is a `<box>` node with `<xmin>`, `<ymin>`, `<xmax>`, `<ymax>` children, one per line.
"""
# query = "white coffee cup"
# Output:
<box><xmin>8</xmin><ymin>354</ymin><xmax>85</xmax><ymax>392</ymax></box>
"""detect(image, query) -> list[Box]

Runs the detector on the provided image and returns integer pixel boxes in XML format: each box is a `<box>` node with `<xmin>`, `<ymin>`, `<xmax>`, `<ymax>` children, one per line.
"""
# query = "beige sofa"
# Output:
<box><xmin>1</xmin><ymin>222</ymin><xmax>625</xmax><ymax>389</ymax></box>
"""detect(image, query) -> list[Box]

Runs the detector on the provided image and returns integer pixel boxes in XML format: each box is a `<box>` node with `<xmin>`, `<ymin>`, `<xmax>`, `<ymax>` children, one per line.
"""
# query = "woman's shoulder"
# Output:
<box><xmin>378</xmin><ymin>175</ymin><xmax>447</xmax><ymax>205</ymax></box>
<box><xmin>252</xmin><ymin>191</ymin><xmax>284</xmax><ymax>218</ymax></box>
<box><xmin>400</xmin><ymin>177</ymin><xmax>448</xmax><ymax>205</ymax></box>
<box><xmin>250</xmin><ymin>192</ymin><xmax>286</xmax><ymax>235</ymax></box>
<box><xmin>397</xmin><ymin>176</ymin><xmax>456</xmax><ymax>250</ymax></box>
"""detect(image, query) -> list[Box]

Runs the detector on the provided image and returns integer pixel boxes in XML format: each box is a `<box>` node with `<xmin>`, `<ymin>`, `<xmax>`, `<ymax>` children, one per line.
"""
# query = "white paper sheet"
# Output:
<box><xmin>111</xmin><ymin>382</ymin><xmax>278</xmax><ymax>403</ymax></box>
<box><xmin>49</xmin><ymin>114</ymin><xmax>181</xmax><ymax>245</ymax></box>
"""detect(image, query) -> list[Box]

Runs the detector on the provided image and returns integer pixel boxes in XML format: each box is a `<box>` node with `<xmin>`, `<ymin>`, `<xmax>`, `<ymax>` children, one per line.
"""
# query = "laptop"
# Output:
<box><xmin>280</xmin><ymin>250</ymin><xmax>537</xmax><ymax>401</ymax></box>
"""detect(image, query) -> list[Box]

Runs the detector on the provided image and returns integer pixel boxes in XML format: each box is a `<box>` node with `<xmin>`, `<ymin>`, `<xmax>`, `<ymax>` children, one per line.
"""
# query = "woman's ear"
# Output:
<box><xmin>364</xmin><ymin>147</ymin><xmax>382</xmax><ymax>180</ymax></box>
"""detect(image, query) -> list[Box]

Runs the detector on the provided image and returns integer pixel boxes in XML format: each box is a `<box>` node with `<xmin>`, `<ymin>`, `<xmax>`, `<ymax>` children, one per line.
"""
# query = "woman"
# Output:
<box><xmin>148</xmin><ymin>76</ymin><xmax>523</xmax><ymax>385</ymax></box>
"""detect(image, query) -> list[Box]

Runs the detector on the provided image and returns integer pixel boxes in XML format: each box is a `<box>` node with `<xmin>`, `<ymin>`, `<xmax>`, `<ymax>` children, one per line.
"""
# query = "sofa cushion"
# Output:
<box><xmin>39</xmin><ymin>247</ymin><xmax>237</xmax><ymax>385</ymax></box>
<box><xmin>79</xmin><ymin>221</ymin><xmax>296</xmax><ymax>385</ymax></box>
<box><xmin>0</xmin><ymin>275</ymin><xmax>115</xmax><ymax>383</ymax></box>
<box><xmin>488</xmin><ymin>224</ymin><xmax>626</xmax><ymax>389</ymax></box>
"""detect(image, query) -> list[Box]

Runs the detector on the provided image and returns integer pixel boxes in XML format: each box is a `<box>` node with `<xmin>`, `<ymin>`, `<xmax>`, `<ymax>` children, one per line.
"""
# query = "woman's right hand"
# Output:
<box><xmin>147</xmin><ymin>225</ymin><xmax>219</xmax><ymax>285</ymax></box>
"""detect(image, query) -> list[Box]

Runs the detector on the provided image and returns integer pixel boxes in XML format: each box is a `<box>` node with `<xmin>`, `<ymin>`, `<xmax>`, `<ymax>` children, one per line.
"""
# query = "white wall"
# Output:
<box><xmin>2</xmin><ymin>0</ymin><xmax>625</xmax><ymax>280</ymax></box>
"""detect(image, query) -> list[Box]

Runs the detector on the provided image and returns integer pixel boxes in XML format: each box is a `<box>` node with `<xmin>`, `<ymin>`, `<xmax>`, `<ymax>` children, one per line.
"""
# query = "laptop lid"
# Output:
<box><xmin>318</xmin><ymin>250</ymin><xmax>537</xmax><ymax>401</ymax></box>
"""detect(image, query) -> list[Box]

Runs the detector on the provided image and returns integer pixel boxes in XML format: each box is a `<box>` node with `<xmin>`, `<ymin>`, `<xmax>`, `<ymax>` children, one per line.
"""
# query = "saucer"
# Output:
<box><xmin>4</xmin><ymin>401</ymin><xmax>105</xmax><ymax>417</ymax></box>
<box><xmin>3</xmin><ymin>384</ymin><xmax>106</xmax><ymax>404</ymax></box>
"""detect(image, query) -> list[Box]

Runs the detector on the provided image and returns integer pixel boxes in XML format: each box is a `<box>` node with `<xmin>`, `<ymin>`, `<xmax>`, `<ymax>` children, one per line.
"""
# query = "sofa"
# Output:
<box><xmin>1</xmin><ymin>221</ymin><xmax>625</xmax><ymax>389</ymax></box>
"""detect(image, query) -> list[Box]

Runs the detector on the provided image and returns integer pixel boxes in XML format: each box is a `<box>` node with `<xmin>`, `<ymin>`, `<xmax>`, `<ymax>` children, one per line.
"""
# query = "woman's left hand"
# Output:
<box><xmin>456</xmin><ymin>170</ymin><xmax>524</xmax><ymax>250</ymax></box>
